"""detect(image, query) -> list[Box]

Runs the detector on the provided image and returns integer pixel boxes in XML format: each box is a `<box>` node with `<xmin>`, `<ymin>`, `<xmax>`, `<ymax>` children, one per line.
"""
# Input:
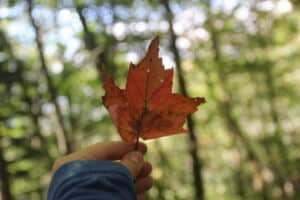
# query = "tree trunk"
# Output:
<box><xmin>205</xmin><ymin>5</ymin><xmax>270</xmax><ymax>199</ymax></box>
<box><xmin>264</xmin><ymin>66</ymin><xmax>289</xmax><ymax>163</ymax></box>
<box><xmin>75</xmin><ymin>4</ymin><xmax>115</xmax><ymax>76</ymax></box>
<box><xmin>253</xmin><ymin>9</ymin><xmax>290</xmax><ymax>197</ymax></box>
<box><xmin>262</xmin><ymin>53</ymin><xmax>289</xmax><ymax>200</ymax></box>
<box><xmin>27</xmin><ymin>0</ymin><xmax>72</xmax><ymax>154</ymax></box>
<box><xmin>17</xmin><ymin>60</ymin><xmax>46</xmax><ymax>144</ymax></box>
<box><xmin>0</xmin><ymin>140</ymin><xmax>13</xmax><ymax>200</ymax></box>
<box><xmin>161</xmin><ymin>0</ymin><xmax>205</xmax><ymax>199</ymax></box>
<box><xmin>0</xmin><ymin>27</ymin><xmax>50</xmax><ymax>155</ymax></box>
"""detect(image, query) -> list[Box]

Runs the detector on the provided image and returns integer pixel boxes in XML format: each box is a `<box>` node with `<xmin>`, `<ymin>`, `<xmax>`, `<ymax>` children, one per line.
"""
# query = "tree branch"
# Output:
<box><xmin>27</xmin><ymin>0</ymin><xmax>72</xmax><ymax>154</ymax></box>
<box><xmin>161</xmin><ymin>0</ymin><xmax>205</xmax><ymax>199</ymax></box>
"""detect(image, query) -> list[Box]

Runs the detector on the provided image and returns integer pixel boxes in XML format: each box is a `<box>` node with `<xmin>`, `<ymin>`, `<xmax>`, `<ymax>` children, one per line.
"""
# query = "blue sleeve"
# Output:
<box><xmin>47</xmin><ymin>160</ymin><xmax>136</xmax><ymax>200</ymax></box>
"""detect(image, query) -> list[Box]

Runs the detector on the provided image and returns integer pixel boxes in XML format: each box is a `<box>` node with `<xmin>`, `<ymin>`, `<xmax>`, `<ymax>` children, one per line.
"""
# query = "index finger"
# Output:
<box><xmin>81</xmin><ymin>141</ymin><xmax>147</xmax><ymax>160</ymax></box>
<box><xmin>53</xmin><ymin>141</ymin><xmax>147</xmax><ymax>172</ymax></box>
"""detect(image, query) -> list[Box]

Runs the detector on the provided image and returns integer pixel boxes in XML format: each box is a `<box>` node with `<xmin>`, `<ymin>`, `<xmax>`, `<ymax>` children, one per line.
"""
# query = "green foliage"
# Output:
<box><xmin>0</xmin><ymin>0</ymin><xmax>300</xmax><ymax>200</ymax></box>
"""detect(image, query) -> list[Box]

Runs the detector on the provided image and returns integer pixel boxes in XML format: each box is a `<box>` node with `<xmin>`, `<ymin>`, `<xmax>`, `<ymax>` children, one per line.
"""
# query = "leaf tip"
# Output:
<box><xmin>148</xmin><ymin>36</ymin><xmax>160</xmax><ymax>52</ymax></box>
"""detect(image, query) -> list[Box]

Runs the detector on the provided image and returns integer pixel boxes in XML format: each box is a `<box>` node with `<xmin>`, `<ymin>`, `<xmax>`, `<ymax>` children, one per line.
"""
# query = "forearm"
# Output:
<box><xmin>48</xmin><ymin>160</ymin><xmax>136</xmax><ymax>200</ymax></box>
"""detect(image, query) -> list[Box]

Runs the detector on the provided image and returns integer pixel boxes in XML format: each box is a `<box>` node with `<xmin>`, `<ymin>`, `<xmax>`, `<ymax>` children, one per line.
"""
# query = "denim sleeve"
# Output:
<box><xmin>47</xmin><ymin>160</ymin><xmax>136</xmax><ymax>200</ymax></box>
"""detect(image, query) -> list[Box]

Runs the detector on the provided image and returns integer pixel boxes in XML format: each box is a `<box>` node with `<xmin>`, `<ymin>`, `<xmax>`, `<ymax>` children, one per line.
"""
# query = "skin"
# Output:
<box><xmin>52</xmin><ymin>141</ymin><xmax>153</xmax><ymax>200</ymax></box>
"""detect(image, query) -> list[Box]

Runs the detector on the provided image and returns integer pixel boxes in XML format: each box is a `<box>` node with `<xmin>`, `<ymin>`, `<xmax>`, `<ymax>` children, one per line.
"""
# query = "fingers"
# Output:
<box><xmin>135</xmin><ymin>176</ymin><xmax>153</xmax><ymax>194</ymax></box>
<box><xmin>52</xmin><ymin>141</ymin><xmax>147</xmax><ymax>172</ymax></box>
<box><xmin>120</xmin><ymin>151</ymin><xmax>144</xmax><ymax>177</ymax></box>
<box><xmin>137</xmin><ymin>161</ymin><xmax>152</xmax><ymax>178</ymax></box>
<box><xmin>137</xmin><ymin>193</ymin><xmax>146</xmax><ymax>200</ymax></box>
<box><xmin>120</xmin><ymin>156</ymin><xmax>153</xmax><ymax>195</ymax></box>
<box><xmin>81</xmin><ymin>141</ymin><xmax>147</xmax><ymax>160</ymax></box>
<box><xmin>135</xmin><ymin>161</ymin><xmax>152</xmax><ymax>196</ymax></box>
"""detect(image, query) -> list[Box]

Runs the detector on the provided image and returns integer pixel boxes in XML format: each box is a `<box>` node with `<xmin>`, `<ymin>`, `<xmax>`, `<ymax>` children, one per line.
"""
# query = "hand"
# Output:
<box><xmin>52</xmin><ymin>141</ymin><xmax>153</xmax><ymax>200</ymax></box>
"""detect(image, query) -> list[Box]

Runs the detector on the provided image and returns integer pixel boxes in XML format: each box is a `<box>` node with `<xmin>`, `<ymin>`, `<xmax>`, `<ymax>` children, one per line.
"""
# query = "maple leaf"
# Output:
<box><xmin>102</xmin><ymin>37</ymin><xmax>205</xmax><ymax>144</ymax></box>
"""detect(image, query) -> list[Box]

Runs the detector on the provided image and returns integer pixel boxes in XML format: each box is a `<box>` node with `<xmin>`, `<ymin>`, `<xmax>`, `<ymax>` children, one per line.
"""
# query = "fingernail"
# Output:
<box><xmin>125</xmin><ymin>151</ymin><xmax>143</xmax><ymax>163</ymax></box>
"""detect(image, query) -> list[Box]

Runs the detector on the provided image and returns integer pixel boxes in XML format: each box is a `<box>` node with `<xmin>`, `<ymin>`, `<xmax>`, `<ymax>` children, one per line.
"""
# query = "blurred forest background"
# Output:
<box><xmin>0</xmin><ymin>0</ymin><xmax>300</xmax><ymax>199</ymax></box>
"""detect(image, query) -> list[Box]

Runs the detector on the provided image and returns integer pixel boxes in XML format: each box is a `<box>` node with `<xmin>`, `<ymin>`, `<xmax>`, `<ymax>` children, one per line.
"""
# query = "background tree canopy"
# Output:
<box><xmin>0</xmin><ymin>0</ymin><xmax>299</xmax><ymax>199</ymax></box>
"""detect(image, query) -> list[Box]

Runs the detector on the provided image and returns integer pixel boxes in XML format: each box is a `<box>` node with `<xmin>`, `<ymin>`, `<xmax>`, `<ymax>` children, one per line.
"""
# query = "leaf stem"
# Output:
<box><xmin>134</xmin><ymin>134</ymin><xmax>140</xmax><ymax>150</ymax></box>
<box><xmin>134</xmin><ymin>101</ymin><xmax>148</xmax><ymax>150</ymax></box>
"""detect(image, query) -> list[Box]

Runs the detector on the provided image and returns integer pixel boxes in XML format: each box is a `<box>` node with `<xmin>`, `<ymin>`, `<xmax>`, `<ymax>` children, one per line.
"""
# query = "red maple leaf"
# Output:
<box><xmin>102</xmin><ymin>37</ymin><xmax>205</xmax><ymax>143</ymax></box>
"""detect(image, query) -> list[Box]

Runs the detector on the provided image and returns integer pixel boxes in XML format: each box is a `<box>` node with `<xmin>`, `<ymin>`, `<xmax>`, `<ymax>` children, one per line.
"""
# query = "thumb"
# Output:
<box><xmin>120</xmin><ymin>151</ymin><xmax>144</xmax><ymax>178</ymax></box>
